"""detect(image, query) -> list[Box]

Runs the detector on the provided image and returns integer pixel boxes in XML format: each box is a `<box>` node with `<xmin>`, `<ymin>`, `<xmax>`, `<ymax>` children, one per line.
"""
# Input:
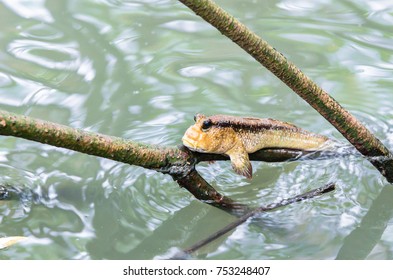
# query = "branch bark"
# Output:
<box><xmin>178</xmin><ymin>0</ymin><xmax>393</xmax><ymax>183</ymax></box>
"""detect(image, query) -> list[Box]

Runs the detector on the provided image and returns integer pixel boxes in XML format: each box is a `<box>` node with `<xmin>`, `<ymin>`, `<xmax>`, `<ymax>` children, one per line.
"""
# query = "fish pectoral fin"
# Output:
<box><xmin>226</xmin><ymin>145</ymin><xmax>252</xmax><ymax>179</ymax></box>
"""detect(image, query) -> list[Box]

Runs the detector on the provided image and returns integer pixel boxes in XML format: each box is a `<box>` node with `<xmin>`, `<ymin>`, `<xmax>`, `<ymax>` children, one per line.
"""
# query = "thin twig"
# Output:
<box><xmin>172</xmin><ymin>182</ymin><xmax>335</xmax><ymax>258</ymax></box>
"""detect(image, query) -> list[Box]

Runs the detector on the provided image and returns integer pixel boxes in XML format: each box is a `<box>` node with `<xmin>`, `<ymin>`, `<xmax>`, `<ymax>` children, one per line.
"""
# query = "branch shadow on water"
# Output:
<box><xmin>87</xmin><ymin>200</ymin><xmax>238</xmax><ymax>260</ymax></box>
<box><xmin>336</xmin><ymin>184</ymin><xmax>393</xmax><ymax>259</ymax></box>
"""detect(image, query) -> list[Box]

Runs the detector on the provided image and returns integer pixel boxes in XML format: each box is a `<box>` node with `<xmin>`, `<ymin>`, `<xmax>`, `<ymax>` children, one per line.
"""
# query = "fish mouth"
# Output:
<box><xmin>182</xmin><ymin>137</ymin><xmax>206</xmax><ymax>153</ymax></box>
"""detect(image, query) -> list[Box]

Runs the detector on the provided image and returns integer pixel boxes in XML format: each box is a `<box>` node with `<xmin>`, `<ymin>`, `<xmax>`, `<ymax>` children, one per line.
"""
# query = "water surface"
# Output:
<box><xmin>1</xmin><ymin>0</ymin><xmax>393</xmax><ymax>259</ymax></box>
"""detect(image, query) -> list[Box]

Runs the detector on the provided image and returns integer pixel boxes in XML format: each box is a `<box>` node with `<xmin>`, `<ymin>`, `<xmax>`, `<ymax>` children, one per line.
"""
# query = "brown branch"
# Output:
<box><xmin>194</xmin><ymin>145</ymin><xmax>355</xmax><ymax>164</ymax></box>
<box><xmin>178</xmin><ymin>0</ymin><xmax>393</xmax><ymax>183</ymax></box>
<box><xmin>173</xmin><ymin>168</ymin><xmax>245</xmax><ymax>211</ymax></box>
<box><xmin>0</xmin><ymin>110</ymin><xmax>180</xmax><ymax>170</ymax></box>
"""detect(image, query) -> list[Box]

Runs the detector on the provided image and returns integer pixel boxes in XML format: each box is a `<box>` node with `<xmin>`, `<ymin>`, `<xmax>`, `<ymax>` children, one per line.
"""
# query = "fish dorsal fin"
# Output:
<box><xmin>226</xmin><ymin>141</ymin><xmax>252</xmax><ymax>179</ymax></box>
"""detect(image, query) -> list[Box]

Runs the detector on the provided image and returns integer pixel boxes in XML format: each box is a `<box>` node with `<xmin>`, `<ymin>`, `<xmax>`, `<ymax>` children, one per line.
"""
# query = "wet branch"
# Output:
<box><xmin>178</xmin><ymin>0</ymin><xmax>393</xmax><ymax>183</ymax></box>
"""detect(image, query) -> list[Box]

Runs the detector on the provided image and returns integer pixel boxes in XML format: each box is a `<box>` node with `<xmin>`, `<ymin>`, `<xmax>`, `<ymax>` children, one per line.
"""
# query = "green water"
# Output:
<box><xmin>1</xmin><ymin>0</ymin><xmax>393</xmax><ymax>259</ymax></box>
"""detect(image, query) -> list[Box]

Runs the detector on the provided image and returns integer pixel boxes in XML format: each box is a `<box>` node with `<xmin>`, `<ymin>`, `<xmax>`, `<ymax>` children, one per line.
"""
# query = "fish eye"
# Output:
<box><xmin>193</xmin><ymin>114</ymin><xmax>197</xmax><ymax>122</ymax></box>
<box><xmin>201</xmin><ymin>119</ymin><xmax>213</xmax><ymax>131</ymax></box>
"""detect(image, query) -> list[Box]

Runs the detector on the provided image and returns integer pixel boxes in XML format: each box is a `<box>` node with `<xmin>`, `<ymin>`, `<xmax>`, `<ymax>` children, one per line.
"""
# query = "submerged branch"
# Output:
<box><xmin>172</xmin><ymin>182</ymin><xmax>335</xmax><ymax>258</ymax></box>
<box><xmin>173</xmin><ymin>168</ymin><xmax>245</xmax><ymax>211</ymax></box>
<box><xmin>178</xmin><ymin>0</ymin><xmax>393</xmax><ymax>183</ymax></box>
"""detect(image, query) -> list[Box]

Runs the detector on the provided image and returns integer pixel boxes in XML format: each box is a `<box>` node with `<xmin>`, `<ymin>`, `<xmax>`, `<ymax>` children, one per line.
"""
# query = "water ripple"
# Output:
<box><xmin>8</xmin><ymin>39</ymin><xmax>80</xmax><ymax>70</ymax></box>
<box><xmin>2</xmin><ymin>0</ymin><xmax>393</xmax><ymax>260</ymax></box>
<box><xmin>161</xmin><ymin>20</ymin><xmax>211</xmax><ymax>33</ymax></box>
<box><xmin>2</xmin><ymin>0</ymin><xmax>53</xmax><ymax>22</ymax></box>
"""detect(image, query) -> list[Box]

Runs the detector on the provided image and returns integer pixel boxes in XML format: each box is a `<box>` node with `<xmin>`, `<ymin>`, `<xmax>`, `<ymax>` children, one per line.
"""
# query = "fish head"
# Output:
<box><xmin>182</xmin><ymin>114</ymin><xmax>237</xmax><ymax>154</ymax></box>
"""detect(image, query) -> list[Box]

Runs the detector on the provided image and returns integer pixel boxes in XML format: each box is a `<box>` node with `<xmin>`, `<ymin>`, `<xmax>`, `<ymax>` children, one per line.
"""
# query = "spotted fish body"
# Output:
<box><xmin>182</xmin><ymin>114</ymin><xmax>331</xmax><ymax>179</ymax></box>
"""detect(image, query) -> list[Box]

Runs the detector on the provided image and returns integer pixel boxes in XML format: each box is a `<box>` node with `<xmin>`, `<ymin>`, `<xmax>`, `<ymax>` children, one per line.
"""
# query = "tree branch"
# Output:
<box><xmin>0</xmin><ymin>110</ymin><xmax>180</xmax><ymax>170</ymax></box>
<box><xmin>178</xmin><ymin>0</ymin><xmax>393</xmax><ymax>183</ymax></box>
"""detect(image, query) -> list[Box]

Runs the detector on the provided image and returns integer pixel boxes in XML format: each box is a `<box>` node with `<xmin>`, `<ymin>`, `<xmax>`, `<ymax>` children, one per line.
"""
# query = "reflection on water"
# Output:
<box><xmin>1</xmin><ymin>0</ymin><xmax>393</xmax><ymax>259</ymax></box>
